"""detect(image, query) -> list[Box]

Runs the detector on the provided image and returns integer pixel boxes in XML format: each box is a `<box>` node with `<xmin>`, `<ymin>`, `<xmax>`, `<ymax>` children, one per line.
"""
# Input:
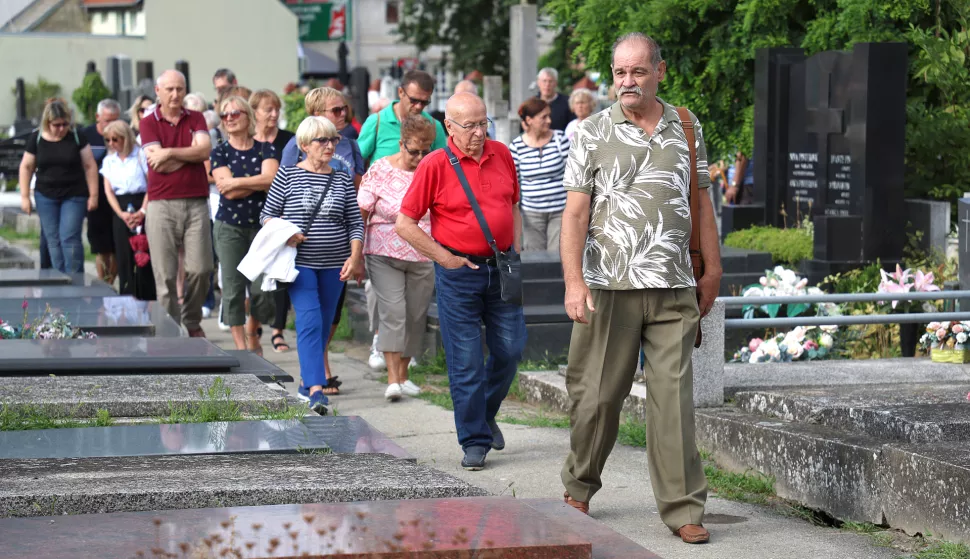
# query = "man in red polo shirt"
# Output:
<box><xmin>135</xmin><ymin>69</ymin><xmax>213</xmax><ymax>337</ymax></box>
<box><xmin>396</xmin><ymin>92</ymin><xmax>526</xmax><ymax>471</ymax></box>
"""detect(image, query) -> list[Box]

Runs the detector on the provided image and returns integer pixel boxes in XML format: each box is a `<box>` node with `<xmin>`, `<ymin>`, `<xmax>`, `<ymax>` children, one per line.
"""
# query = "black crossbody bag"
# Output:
<box><xmin>279</xmin><ymin>172</ymin><xmax>334</xmax><ymax>289</ymax></box>
<box><xmin>443</xmin><ymin>146</ymin><xmax>523</xmax><ymax>306</ymax></box>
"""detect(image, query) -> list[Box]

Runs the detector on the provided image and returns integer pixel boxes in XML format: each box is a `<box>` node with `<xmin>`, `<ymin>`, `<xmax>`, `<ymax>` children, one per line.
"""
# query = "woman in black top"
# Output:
<box><xmin>18</xmin><ymin>99</ymin><xmax>99</xmax><ymax>274</ymax></box>
<box><xmin>250</xmin><ymin>89</ymin><xmax>296</xmax><ymax>353</ymax></box>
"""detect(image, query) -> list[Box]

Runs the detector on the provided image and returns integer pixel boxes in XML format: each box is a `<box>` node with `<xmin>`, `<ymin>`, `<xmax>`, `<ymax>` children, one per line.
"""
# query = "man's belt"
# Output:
<box><xmin>442</xmin><ymin>245</ymin><xmax>496</xmax><ymax>267</ymax></box>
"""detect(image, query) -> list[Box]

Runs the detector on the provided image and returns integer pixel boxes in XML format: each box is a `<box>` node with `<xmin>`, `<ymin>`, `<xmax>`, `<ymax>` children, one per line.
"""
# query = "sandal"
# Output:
<box><xmin>322</xmin><ymin>385</ymin><xmax>340</xmax><ymax>396</ymax></box>
<box><xmin>271</xmin><ymin>334</ymin><xmax>290</xmax><ymax>353</ymax></box>
<box><xmin>325</xmin><ymin>377</ymin><xmax>342</xmax><ymax>389</ymax></box>
<box><xmin>246</xmin><ymin>332</ymin><xmax>263</xmax><ymax>357</ymax></box>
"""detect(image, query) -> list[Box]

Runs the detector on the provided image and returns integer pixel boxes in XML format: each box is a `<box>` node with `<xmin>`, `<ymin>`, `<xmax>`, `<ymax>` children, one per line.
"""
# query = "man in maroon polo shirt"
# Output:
<box><xmin>135</xmin><ymin>69</ymin><xmax>213</xmax><ymax>337</ymax></box>
<box><xmin>396</xmin><ymin>92</ymin><xmax>527</xmax><ymax>471</ymax></box>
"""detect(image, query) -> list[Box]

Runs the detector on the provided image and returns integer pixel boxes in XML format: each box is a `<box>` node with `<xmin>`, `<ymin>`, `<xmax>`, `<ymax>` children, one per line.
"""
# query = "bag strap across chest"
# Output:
<box><xmin>675</xmin><ymin>107</ymin><xmax>702</xmax><ymax>277</ymax></box>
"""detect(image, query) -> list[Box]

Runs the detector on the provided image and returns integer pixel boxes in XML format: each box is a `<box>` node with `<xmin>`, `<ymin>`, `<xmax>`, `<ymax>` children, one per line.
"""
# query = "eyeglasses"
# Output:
<box><xmin>220</xmin><ymin>110</ymin><xmax>243</xmax><ymax>121</ymax></box>
<box><xmin>105</xmin><ymin>137</ymin><xmax>123</xmax><ymax>144</ymax></box>
<box><xmin>50</xmin><ymin>122</ymin><xmax>69</xmax><ymax>129</ymax></box>
<box><xmin>405</xmin><ymin>94</ymin><xmax>431</xmax><ymax>107</ymax></box>
<box><xmin>327</xmin><ymin>106</ymin><xmax>347</xmax><ymax>116</ymax></box>
<box><xmin>447</xmin><ymin>118</ymin><xmax>491</xmax><ymax>131</ymax></box>
<box><xmin>138</xmin><ymin>107</ymin><xmax>148</xmax><ymax>115</ymax></box>
<box><xmin>310</xmin><ymin>136</ymin><xmax>341</xmax><ymax>146</ymax></box>
<box><xmin>402</xmin><ymin>142</ymin><xmax>431</xmax><ymax>157</ymax></box>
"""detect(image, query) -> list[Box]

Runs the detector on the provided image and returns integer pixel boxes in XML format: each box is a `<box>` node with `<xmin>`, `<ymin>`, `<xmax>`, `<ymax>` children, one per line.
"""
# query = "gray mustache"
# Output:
<box><xmin>617</xmin><ymin>86</ymin><xmax>643</xmax><ymax>95</ymax></box>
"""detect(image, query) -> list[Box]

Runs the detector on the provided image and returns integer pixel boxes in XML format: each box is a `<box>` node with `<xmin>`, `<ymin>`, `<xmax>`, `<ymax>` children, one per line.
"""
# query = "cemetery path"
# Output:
<box><xmin>202</xmin><ymin>320</ymin><xmax>902</xmax><ymax>559</ymax></box>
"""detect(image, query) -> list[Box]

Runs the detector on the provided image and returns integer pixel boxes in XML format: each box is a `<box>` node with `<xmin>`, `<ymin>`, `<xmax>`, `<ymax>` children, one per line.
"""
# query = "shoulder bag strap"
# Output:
<box><xmin>301</xmin><ymin>171</ymin><xmax>335</xmax><ymax>236</ymax></box>
<box><xmin>676</xmin><ymin>107</ymin><xmax>702</xmax><ymax>270</ymax></box>
<box><xmin>444</xmin><ymin>146</ymin><xmax>500</xmax><ymax>255</ymax></box>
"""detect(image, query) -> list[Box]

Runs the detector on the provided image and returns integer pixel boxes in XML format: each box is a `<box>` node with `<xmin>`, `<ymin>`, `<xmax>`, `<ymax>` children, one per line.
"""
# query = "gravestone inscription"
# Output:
<box><xmin>750</xmin><ymin>42</ymin><xmax>908</xmax><ymax>280</ymax></box>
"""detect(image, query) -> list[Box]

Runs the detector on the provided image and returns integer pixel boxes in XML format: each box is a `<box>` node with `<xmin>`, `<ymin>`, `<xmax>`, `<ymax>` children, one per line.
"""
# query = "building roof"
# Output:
<box><xmin>0</xmin><ymin>0</ymin><xmax>35</xmax><ymax>29</ymax></box>
<box><xmin>82</xmin><ymin>0</ymin><xmax>141</xmax><ymax>8</ymax></box>
<box><xmin>299</xmin><ymin>43</ymin><xmax>339</xmax><ymax>77</ymax></box>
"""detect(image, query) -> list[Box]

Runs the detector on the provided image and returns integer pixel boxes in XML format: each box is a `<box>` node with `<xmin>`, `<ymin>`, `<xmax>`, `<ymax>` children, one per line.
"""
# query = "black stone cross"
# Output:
<box><xmin>805</xmin><ymin>56</ymin><xmax>845</xmax><ymax>214</ymax></box>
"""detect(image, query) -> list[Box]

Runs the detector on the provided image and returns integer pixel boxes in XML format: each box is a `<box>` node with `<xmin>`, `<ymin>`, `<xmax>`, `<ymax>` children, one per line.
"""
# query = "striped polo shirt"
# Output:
<box><xmin>260</xmin><ymin>165</ymin><xmax>365</xmax><ymax>269</ymax></box>
<box><xmin>509</xmin><ymin>130</ymin><xmax>570</xmax><ymax>213</ymax></box>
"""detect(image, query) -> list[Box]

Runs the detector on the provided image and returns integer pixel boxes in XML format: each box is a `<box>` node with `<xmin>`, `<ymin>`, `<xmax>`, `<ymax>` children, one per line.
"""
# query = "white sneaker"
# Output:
<box><xmin>385</xmin><ymin>383</ymin><xmax>402</xmax><ymax>402</ymax></box>
<box><xmin>401</xmin><ymin>379</ymin><xmax>421</xmax><ymax>396</ymax></box>
<box><xmin>201</xmin><ymin>306</ymin><xmax>212</xmax><ymax>319</ymax></box>
<box><xmin>368</xmin><ymin>334</ymin><xmax>386</xmax><ymax>371</ymax></box>
<box><xmin>217</xmin><ymin>303</ymin><xmax>230</xmax><ymax>332</ymax></box>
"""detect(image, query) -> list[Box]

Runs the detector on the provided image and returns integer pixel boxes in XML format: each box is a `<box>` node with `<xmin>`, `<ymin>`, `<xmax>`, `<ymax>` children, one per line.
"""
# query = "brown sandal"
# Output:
<box><xmin>563</xmin><ymin>492</ymin><xmax>589</xmax><ymax>515</ymax></box>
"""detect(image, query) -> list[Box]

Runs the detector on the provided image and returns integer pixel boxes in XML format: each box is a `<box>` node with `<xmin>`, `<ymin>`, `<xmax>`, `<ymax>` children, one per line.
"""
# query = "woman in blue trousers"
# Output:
<box><xmin>260</xmin><ymin>116</ymin><xmax>365</xmax><ymax>413</ymax></box>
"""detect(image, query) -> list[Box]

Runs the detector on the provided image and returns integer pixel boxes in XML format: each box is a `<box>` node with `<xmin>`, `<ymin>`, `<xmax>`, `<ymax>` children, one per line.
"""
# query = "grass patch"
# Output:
<box><xmin>840</xmin><ymin>520</ymin><xmax>884</xmax><ymax>534</ymax></box>
<box><xmin>499</xmin><ymin>412</ymin><xmax>570</xmax><ymax>429</ymax></box>
<box><xmin>0</xmin><ymin>224</ymin><xmax>40</xmax><ymax>243</ymax></box>
<box><xmin>914</xmin><ymin>542</ymin><xmax>970</xmax><ymax>559</ymax></box>
<box><xmin>704</xmin><ymin>465</ymin><xmax>776</xmax><ymax>504</ymax></box>
<box><xmin>92</xmin><ymin>408</ymin><xmax>114</xmax><ymax>427</ymax></box>
<box><xmin>617</xmin><ymin>416</ymin><xmax>647</xmax><ymax>447</ymax></box>
<box><xmin>0</xmin><ymin>403</ymin><xmax>91</xmax><ymax>431</ymax></box>
<box><xmin>416</xmin><ymin>390</ymin><xmax>454</xmax><ymax>410</ymax></box>
<box><xmin>158</xmin><ymin>377</ymin><xmax>243</xmax><ymax>424</ymax></box>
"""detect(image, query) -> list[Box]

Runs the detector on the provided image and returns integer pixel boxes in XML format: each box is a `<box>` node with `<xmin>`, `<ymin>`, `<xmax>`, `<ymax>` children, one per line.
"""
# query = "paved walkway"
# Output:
<box><xmin>200</xmin><ymin>318</ymin><xmax>902</xmax><ymax>559</ymax></box>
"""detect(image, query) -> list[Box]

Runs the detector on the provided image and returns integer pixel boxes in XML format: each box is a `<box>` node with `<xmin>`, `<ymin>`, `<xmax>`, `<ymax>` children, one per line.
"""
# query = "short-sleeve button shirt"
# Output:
<box><xmin>210</xmin><ymin>140</ymin><xmax>278</xmax><ymax>228</ymax></box>
<box><xmin>563</xmin><ymin>99</ymin><xmax>710</xmax><ymax>290</ymax></box>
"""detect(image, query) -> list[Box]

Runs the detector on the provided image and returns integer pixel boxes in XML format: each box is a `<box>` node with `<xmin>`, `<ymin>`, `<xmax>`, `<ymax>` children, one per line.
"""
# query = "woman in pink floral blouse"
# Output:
<box><xmin>358</xmin><ymin>116</ymin><xmax>436</xmax><ymax>402</ymax></box>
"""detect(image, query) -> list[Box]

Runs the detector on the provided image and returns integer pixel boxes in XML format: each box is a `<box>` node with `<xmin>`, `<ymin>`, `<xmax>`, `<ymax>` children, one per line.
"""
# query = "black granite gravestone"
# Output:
<box><xmin>0</xmin><ymin>132</ymin><xmax>29</xmax><ymax>179</ymax></box>
<box><xmin>747</xmin><ymin>43</ymin><xmax>908</xmax><ymax>282</ymax></box>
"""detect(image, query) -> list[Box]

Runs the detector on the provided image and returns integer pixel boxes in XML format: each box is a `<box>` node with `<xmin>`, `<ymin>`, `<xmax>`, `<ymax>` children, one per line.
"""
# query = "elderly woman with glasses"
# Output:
<box><xmin>210</xmin><ymin>96</ymin><xmax>280</xmax><ymax>354</ymax></box>
<box><xmin>250</xmin><ymin>89</ymin><xmax>297</xmax><ymax>353</ymax></box>
<box><xmin>19</xmin><ymin>98</ymin><xmax>100</xmax><ymax>274</ymax></box>
<box><xmin>100</xmin><ymin>121</ymin><xmax>156</xmax><ymax>300</ymax></box>
<box><xmin>357</xmin><ymin>115</ymin><xmax>436</xmax><ymax>403</ymax></box>
<box><xmin>564</xmin><ymin>89</ymin><xmax>596</xmax><ymax>141</ymax></box>
<box><xmin>261</xmin><ymin>116</ymin><xmax>365</xmax><ymax>413</ymax></box>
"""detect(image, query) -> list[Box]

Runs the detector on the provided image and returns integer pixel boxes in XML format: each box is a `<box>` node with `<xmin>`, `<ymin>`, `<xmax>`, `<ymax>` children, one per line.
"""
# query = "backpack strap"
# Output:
<box><xmin>676</xmin><ymin>106</ymin><xmax>704</xmax><ymax>348</ymax></box>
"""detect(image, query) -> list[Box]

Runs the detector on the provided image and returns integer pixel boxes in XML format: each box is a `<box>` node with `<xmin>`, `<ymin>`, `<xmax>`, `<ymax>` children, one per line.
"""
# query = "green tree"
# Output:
<box><xmin>71</xmin><ymin>72</ymin><xmax>113</xmax><ymax>125</ymax></box>
<box><xmin>545</xmin><ymin>0</ymin><xmax>970</xmax><ymax>209</ymax></box>
<box><xmin>10</xmin><ymin>77</ymin><xmax>61</xmax><ymax>123</ymax></box>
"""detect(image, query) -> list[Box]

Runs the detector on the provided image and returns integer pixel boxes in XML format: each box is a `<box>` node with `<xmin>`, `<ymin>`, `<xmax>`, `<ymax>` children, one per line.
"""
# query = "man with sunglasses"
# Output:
<box><xmin>358</xmin><ymin>70</ymin><xmax>447</xmax><ymax>164</ymax></box>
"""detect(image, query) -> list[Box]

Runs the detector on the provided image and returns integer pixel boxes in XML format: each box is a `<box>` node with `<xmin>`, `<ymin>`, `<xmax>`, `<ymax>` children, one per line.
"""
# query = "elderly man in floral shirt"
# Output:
<box><xmin>558</xmin><ymin>33</ymin><xmax>722</xmax><ymax>544</ymax></box>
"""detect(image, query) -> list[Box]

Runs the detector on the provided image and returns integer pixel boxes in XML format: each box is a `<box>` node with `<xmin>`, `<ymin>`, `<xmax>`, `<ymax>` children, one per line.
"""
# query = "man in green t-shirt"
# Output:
<box><xmin>358</xmin><ymin>70</ymin><xmax>447</xmax><ymax>163</ymax></box>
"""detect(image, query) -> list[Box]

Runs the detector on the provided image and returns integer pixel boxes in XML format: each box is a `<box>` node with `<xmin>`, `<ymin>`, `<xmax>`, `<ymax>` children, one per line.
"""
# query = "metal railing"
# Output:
<box><xmin>720</xmin><ymin>290</ymin><xmax>970</xmax><ymax>329</ymax></box>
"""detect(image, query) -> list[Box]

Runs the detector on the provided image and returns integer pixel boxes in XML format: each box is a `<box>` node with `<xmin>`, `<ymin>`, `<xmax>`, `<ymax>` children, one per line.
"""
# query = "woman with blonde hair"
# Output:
<box><xmin>250</xmin><ymin>89</ymin><xmax>297</xmax><ymax>353</ymax></box>
<box><xmin>261</xmin><ymin>116</ymin><xmax>365</xmax><ymax>412</ymax></box>
<box><xmin>210</xmin><ymin>96</ymin><xmax>280</xmax><ymax>354</ymax></box>
<box><xmin>128</xmin><ymin>94</ymin><xmax>154</xmax><ymax>142</ymax></box>
<box><xmin>564</xmin><ymin>88</ymin><xmax>596</xmax><ymax>140</ymax></box>
<box><xmin>18</xmin><ymin>99</ymin><xmax>99</xmax><ymax>273</ymax></box>
<box><xmin>100</xmin><ymin>120</ymin><xmax>156</xmax><ymax>300</ymax></box>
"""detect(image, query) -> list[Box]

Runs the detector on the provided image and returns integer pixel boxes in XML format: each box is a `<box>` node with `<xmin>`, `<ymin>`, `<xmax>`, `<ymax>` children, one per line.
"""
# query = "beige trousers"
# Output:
<box><xmin>145</xmin><ymin>198</ymin><xmax>214</xmax><ymax>330</ymax></box>
<box><xmin>561</xmin><ymin>287</ymin><xmax>707</xmax><ymax>531</ymax></box>
<box><xmin>521</xmin><ymin>209</ymin><xmax>562</xmax><ymax>253</ymax></box>
<box><xmin>365</xmin><ymin>254</ymin><xmax>435</xmax><ymax>357</ymax></box>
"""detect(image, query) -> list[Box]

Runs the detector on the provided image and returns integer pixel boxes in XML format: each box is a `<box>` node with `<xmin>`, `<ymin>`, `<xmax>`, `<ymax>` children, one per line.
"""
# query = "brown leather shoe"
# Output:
<box><xmin>673</xmin><ymin>524</ymin><xmax>710</xmax><ymax>544</ymax></box>
<box><xmin>563</xmin><ymin>492</ymin><xmax>589</xmax><ymax>515</ymax></box>
<box><xmin>187</xmin><ymin>327</ymin><xmax>207</xmax><ymax>338</ymax></box>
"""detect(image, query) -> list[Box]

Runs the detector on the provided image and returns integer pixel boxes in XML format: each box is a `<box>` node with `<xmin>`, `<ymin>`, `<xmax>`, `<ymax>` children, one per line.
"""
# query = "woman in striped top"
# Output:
<box><xmin>509</xmin><ymin>98</ymin><xmax>570</xmax><ymax>253</ymax></box>
<box><xmin>260</xmin><ymin>116</ymin><xmax>365</xmax><ymax>413</ymax></box>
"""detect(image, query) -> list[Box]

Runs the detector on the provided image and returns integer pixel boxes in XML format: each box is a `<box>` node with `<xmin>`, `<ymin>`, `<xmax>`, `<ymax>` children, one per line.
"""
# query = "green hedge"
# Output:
<box><xmin>724</xmin><ymin>226</ymin><xmax>813</xmax><ymax>268</ymax></box>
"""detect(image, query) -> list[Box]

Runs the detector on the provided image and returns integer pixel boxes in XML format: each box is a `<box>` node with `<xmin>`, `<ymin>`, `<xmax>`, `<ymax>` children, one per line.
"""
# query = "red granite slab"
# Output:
<box><xmin>0</xmin><ymin>497</ymin><xmax>592</xmax><ymax>558</ymax></box>
<box><xmin>521</xmin><ymin>499</ymin><xmax>665</xmax><ymax>559</ymax></box>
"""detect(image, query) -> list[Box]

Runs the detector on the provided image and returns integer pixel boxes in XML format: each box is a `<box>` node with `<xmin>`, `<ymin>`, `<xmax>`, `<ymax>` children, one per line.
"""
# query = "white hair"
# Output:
<box><xmin>568</xmin><ymin>88</ymin><xmax>596</xmax><ymax>108</ymax></box>
<box><xmin>538</xmin><ymin>67</ymin><xmax>559</xmax><ymax>82</ymax></box>
<box><xmin>296</xmin><ymin>116</ymin><xmax>337</xmax><ymax>151</ymax></box>
<box><xmin>183</xmin><ymin>93</ymin><xmax>207</xmax><ymax>112</ymax></box>
<box><xmin>96</xmin><ymin>98</ymin><xmax>121</xmax><ymax>116</ymax></box>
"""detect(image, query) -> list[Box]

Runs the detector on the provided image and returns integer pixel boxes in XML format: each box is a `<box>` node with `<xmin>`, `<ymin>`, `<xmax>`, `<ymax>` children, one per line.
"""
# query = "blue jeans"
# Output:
<box><xmin>435</xmin><ymin>262</ymin><xmax>526</xmax><ymax>450</ymax></box>
<box><xmin>289</xmin><ymin>266</ymin><xmax>343</xmax><ymax>391</ymax></box>
<box><xmin>34</xmin><ymin>192</ymin><xmax>87</xmax><ymax>274</ymax></box>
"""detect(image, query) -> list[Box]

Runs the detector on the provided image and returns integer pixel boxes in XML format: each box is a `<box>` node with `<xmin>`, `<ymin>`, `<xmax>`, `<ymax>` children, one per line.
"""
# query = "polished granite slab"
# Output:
<box><xmin>304</xmin><ymin>415</ymin><xmax>414</xmax><ymax>461</ymax></box>
<box><xmin>0</xmin><ymin>337</ymin><xmax>239</xmax><ymax>375</ymax></box>
<box><xmin>0</xmin><ymin>297</ymin><xmax>182</xmax><ymax>338</ymax></box>
<box><xmin>0</xmin><ymin>419</ymin><xmax>326</xmax><ymax>459</ymax></box>
<box><xmin>0</xmin><ymin>268</ymin><xmax>71</xmax><ymax>286</ymax></box>
<box><xmin>226</xmin><ymin>349</ymin><xmax>294</xmax><ymax>383</ymax></box>
<box><xmin>0</xmin><ymin>374</ymin><xmax>290</xmax><ymax>417</ymax></box>
<box><xmin>0</xmin><ymin>284</ymin><xmax>117</xmax><ymax>299</ymax></box>
<box><xmin>0</xmin><ymin>454</ymin><xmax>489</xmax><ymax>517</ymax></box>
<box><xmin>0</xmin><ymin>497</ymin><xmax>599</xmax><ymax>558</ymax></box>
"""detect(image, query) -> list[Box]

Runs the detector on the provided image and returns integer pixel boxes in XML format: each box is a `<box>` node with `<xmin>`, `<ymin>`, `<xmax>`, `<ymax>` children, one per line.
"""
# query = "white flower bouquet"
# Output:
<box><xmin>732</xmin><ymin>325</ymin><xmax>839</xmax><ymax>364</ymax></box>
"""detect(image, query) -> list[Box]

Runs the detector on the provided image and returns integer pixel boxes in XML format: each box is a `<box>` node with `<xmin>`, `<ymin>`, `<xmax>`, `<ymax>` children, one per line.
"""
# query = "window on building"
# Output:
<box><xmin>385</xmin><ymin>1</ymin><xmax>399</xmax><ymax>24</ymax></box>
<box><xmin>99</xmin><ymin>12</ymin><xmax>108</xmax><ymax>23</ymax></box>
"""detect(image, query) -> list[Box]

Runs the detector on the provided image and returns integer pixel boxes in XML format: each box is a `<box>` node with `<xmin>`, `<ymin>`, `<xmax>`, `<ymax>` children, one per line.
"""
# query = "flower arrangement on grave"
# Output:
<box><xmin>0</xmin><ymin>300</ymin><xmax>96</xmax><ymax>340</ymax></box>
<box><xmin>731</xmin><ymin>325</ymin><xmax>840</xmax><ymax>363</ymax></box>
<box><xmin>919</xmin><ymin>321</ymin><xmax>970</xmax><ymax>363</ymax></box>
<box><xmin>741</xmin><ymin>266</ymin><xmax>839</xmax><ymax>319</ymax></box>
<box><xmin>877</xmin><ymin>265</ymin><xmax>941</xmax><ymax>313</ymax></box>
